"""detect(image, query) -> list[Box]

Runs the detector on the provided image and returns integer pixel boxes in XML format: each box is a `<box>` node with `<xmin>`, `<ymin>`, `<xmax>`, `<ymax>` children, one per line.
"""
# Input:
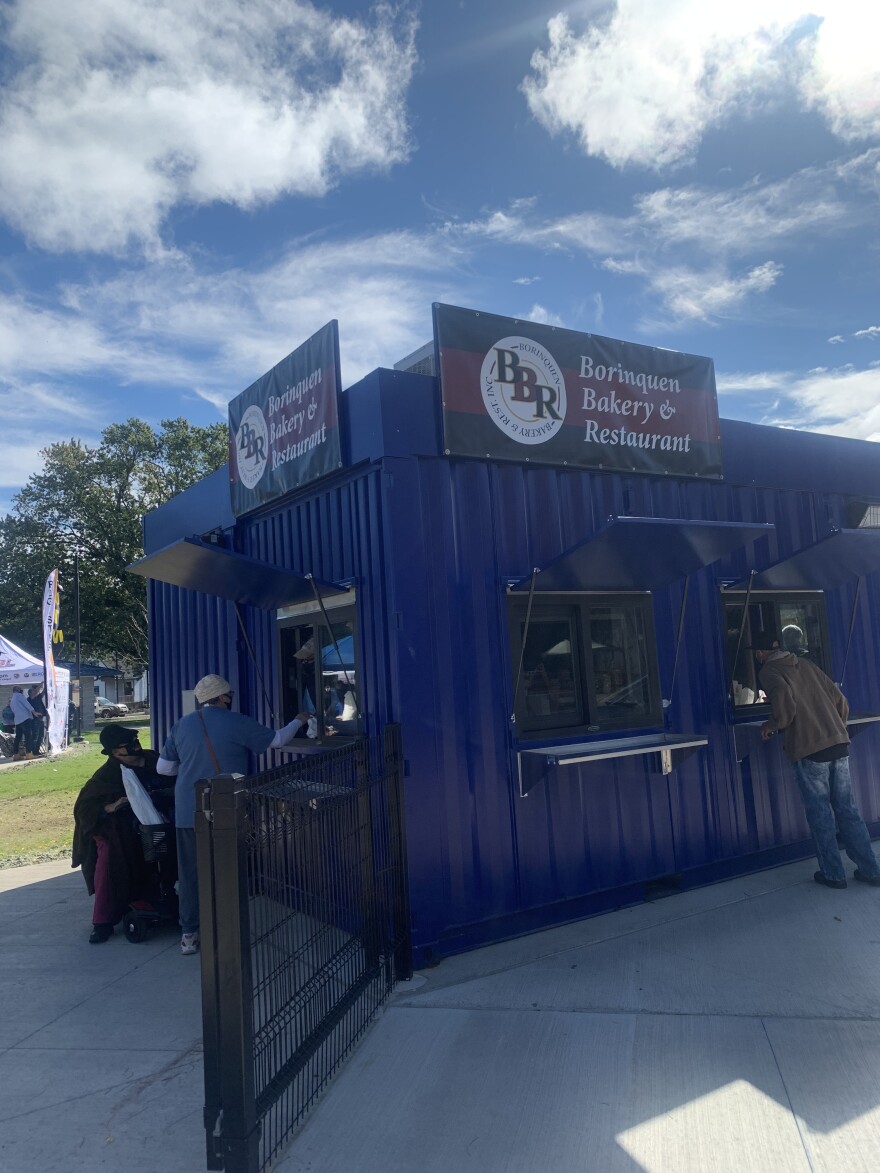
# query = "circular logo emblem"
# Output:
<box><xmin>235</xmin><ymin>404</ymin><xmax>269</xmax><ymax>489</ymax></box>
<box><xmin>480</xmin><ymin>336</ymin><xmax>566</xmax><ymax>445</ymax></box>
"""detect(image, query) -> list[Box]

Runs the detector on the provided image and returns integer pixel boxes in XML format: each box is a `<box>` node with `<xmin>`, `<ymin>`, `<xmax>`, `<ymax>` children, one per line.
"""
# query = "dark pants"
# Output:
<box><xmin>176</xmin><ymin>827</ymin><xmax>199</xmax><ymax>934</ymax></box>
<box><xmin>26</xmin><ymin>718</ymin><xmax>45</xmax><ymax>754</ymax></box>
<box><xmin>12</xmin><ymin>723</ymin><xmax>28</xmax><ymax>754</ymax></box>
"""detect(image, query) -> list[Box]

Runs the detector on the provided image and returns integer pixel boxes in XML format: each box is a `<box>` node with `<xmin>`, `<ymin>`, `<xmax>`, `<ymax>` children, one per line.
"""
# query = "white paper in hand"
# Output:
<box><xmin>120</xmin><ymin>764</ymin><xmax>166</xmax><ymax>825</ymax></box>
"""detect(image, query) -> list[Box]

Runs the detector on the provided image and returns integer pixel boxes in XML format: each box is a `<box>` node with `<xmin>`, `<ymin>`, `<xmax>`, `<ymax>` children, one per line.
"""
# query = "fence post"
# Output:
<box><xmin>203</xmin><ymin>774</ymin><xmax>260</xmax><ymax>1173</ymax></box>
<box><xmin>196</xmin><ymin>778</ymin><xmax>223</xmax><ymax>1171</ymax></box>
<box><xmin>383</xmin><ymin>725</ymin><xmax>413</xmax><ymax>981</ymax></box>
<box><xmin>354</xmin><ymin>739</ymin><xmax>381</xmax><ymax>971</ymax></box>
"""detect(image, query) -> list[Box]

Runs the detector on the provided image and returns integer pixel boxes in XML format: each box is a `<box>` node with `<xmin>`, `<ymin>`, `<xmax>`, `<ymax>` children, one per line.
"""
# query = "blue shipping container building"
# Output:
<box><xmin>135</xmin><ymin>318</ymin><xmax>880</xmax><ymax>968</ymax></box>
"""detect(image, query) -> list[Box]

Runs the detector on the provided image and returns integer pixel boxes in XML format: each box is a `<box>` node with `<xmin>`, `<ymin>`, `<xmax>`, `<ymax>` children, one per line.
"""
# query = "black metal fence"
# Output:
<box><xmin>196</xmin><ymin>726</ymin><xmax>411</xmax><ymax>1173</ymax></box>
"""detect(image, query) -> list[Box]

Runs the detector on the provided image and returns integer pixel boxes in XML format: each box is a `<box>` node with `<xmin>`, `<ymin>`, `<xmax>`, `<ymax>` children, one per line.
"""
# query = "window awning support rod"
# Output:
<box><xmin>308</xmin><ymin>574</ymin><xmax>360</xmax><ymax>716</ymax></box>
<box><xmin>730</xmin><ymin>570</ymin><xmax>757</xmax><ymax>704</ymax></box>
<box><xmin>234</xmin><ymin>602</ymin><xmax>277</xmax><ymax>724</ymax></box>
<box><xmin>510</xmin><ymin>569</ymin><xmax>540</xmax><ymax>727</ymax></box>
<box><xmin>839</xmin><ymin>576</ymin><xmax>862</xmax><ymax>688</ymax></box>
<box><xmin>664</xmin><ymin>575</ymin><xmax>690</xmax><ymax>716</ymax></box>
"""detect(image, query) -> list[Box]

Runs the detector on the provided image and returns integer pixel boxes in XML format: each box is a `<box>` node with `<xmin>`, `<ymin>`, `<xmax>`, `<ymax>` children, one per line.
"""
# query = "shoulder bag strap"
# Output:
<box><xmin>196</xmin><ymin>708</ymin><xmax>223</xmax><ymax>776</ymax></box>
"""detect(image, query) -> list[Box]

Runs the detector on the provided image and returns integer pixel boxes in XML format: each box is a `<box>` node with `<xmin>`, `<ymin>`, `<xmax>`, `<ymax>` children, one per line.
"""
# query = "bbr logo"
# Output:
<box><xmin>480</xmin><ymin>336</ymin><xmax>566</xmax><ymax>445</ymax></box>
<box><xmin>234</xmin><ymin>405</ymin><xmax>269</xmax><ymax>489</ymax></box>
<box><xmin>493</xmin><ymin>347</ymin><xmax>562</xmax><ymax>420</ymax></box>
<box><xmin>239</xmin><ymin>421</ymin><xmax>265</xmax><ymax>462</ymax></box>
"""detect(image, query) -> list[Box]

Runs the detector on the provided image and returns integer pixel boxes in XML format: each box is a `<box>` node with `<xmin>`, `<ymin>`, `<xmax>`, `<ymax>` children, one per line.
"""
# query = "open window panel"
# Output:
<box><xmin>508</xmin><ymin>594</ymin><xmax>663</xmax><ymax>739</ymax></box>
<box><xmin>723</xmin><ymin>592</ymin><xmax>830</xmax><ymax>711</ymax></box>
<box><xmin>278</xmin><ymin>604</ymin><xmax>360</xmax><ymax>742</ymax></box>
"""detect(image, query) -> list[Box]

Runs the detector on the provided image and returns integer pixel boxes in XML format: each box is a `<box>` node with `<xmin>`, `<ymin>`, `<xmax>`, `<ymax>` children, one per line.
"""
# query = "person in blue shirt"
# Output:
<box><xmin>157</xmin><ymin>674</ymin><xmax>310</xmax><ymax>955</ymax></box>
<box><xmin>10</xmin><ymin>687</ymin><xmax>35</xmax><ymax>759</ymax></box>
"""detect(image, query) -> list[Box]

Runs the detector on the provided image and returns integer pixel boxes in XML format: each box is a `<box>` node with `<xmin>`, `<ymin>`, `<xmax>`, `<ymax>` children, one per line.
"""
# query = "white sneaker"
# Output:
<box><xmin>180</xmin><ymin>932</ymin><xmax>199</xmax><ymax>955</ymax></box>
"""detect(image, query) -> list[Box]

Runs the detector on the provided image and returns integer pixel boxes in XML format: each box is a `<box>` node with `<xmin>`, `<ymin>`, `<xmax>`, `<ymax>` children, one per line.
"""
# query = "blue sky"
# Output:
<box><xmin>1</xmin><ymin>0</ymin><xmax>879</xmax><ymax>514</ymax></box>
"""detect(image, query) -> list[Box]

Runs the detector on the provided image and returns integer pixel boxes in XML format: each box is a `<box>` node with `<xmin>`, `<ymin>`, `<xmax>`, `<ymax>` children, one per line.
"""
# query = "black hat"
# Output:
<box><xmin>99</xmin><ymin>725</ymin><xmax>140</xmax><ymax>755</ymax></box>
<box><xmin>746</xmin><ymin>631</ymin><xmax>779</xmax><ymax>652</ymax></box>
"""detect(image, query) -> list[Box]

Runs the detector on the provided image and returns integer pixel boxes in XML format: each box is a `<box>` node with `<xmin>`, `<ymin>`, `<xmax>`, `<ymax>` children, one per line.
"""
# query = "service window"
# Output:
<box><xmin>278</xmin><ymin>605</ymin><xmax>360</xmax><ymax>739</ymax></box>
<box><xmin>723</xmin><ymin>593</ymin><xmax>829</xmax><ymax>709</ymax></box>
<box><xmin>508</xmin><ymin>595</ymin><xmax>662</xmax><ymax>737</ymax></box>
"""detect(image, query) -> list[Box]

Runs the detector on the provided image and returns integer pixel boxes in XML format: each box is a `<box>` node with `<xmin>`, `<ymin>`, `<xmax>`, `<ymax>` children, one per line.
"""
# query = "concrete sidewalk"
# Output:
<box><xmin>1</xmin><ymin>854</ymin><xmax>879</xmax><ymax>1173</ymax></box>
<box><xmin>0</xmin><ymin>860</ymin><xmax>205</xmax><ymax>1173</ymax></box>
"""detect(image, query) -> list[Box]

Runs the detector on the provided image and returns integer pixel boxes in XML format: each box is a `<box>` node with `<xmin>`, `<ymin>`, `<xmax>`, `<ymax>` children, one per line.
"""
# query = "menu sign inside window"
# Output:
<box><xmin>229</xmin><ymin>321</ymin><xmax>343</xmax><ymax>516</ymax></box>
<box><xmin>434</xmin><ymin>303</ymin><xmax>723</xmax><ymax>480</ymax></box>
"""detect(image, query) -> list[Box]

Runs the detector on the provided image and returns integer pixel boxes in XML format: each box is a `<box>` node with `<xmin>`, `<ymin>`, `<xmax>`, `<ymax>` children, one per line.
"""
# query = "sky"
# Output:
<box><xmin>1</xmin><ymin>0</ymin><xmax>879</xmax><ymax>515</ymax></box>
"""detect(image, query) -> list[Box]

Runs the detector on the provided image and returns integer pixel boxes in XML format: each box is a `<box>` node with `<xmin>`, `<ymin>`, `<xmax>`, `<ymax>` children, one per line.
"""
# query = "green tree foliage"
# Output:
<box><xmin>0</xmin><ymin>418</ymin><xmax>227</xmax><ymax>666</ymax></box>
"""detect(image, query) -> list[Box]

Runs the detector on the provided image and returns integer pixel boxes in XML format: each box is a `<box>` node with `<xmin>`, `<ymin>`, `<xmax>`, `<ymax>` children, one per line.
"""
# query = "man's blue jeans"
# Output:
<box><xmin>175</xmin><ymin>827</ymin><xmax>199</xmax><ymax>933</ymax></box>
<box><xmin>792</xmin><ymin>755</ymin><xmax>880</xmax><ymax>882</ymax></box>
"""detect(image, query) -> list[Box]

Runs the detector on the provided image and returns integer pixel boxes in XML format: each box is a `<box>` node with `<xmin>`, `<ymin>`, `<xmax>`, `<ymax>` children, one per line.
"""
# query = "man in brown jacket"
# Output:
<box><xmin>752</xmin><ymin>631</ymin><xmax>880</xmax><ymax>889</ymax></box>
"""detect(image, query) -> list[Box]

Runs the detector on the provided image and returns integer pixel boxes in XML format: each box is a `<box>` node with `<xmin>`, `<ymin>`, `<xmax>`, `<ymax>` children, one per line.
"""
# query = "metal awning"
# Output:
<box><xmin>726</xmin><ymin>528</ymin><xmax>880</xmax><ymax>591</ymax></box>
<box><xmin>508</xmin><ymin>517</ymin><xmax>775</xmax><ymax>593</ymax></box>
<box><xmin>128</xmin><ymin>537</ymin><xmax>350</xmax><ymax>609</ymax></box>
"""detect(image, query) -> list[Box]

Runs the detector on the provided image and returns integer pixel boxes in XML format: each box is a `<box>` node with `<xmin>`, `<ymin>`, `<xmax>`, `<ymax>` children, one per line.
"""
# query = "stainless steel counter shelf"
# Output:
<box><xmin>733</xmin><ymin>713</ymin><xmax>880</xmax><ymax>762</ymax></box>
<box><xmin>517</xmin><ymin>732</ymin><xmax>709</xmax><ymax>797</ymax></box>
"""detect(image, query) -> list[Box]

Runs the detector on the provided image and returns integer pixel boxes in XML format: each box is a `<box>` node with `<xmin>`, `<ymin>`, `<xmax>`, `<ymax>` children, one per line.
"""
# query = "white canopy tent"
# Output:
<box><xmin>0</xmin><ymin>634</ymin><xmax>70</xmax><ymax>753</ymax></box>
<box><xmin>0</xmin><ymin>634</ymin><xmax>70</xmax><ymax>686</ymax></box>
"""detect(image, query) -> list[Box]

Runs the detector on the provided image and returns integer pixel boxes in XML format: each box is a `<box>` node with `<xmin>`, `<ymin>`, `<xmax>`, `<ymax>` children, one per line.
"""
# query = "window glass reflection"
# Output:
<box><xmin>521</xmin><ymin>617</ymin><xmax>580</xmax><ymax>721</ymax></box>
<box><xmin>590</xmin><ymin>606</ymin><xmax>652</xmax><ymax>721</ymax></box>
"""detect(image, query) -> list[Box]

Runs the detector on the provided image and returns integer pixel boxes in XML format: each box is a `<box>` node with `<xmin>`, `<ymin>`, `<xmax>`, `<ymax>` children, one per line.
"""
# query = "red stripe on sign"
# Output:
<box><xmin>438</xmin><ymin>347</ymin><xmax>485</xmax><ymax>413</ymax></box>
<box><xmin>440</xmin><ymin>347</ymin><xmax>720</xmax><ymax>441</ymax></box>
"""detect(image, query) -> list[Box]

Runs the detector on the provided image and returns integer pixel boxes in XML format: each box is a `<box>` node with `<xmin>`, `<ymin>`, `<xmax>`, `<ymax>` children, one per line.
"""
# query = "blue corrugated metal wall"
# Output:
<box><xmin>380</xmin><ymin>454</ymin><xmax>880</xmax><ymax>961</ymax></box>
<box><xmin>150</xmin><ymin>465</ymin><xmax>393</xmax><ymax>753</ymax></box>
<box><xmin>146</xmin><ymin>425</ymin><xmax>880</xmax><ymax>965</ymax></box>
<box><xmin>149</xmin><ymin>583</ymin><xmax>237</xmax><ymax>751</ymax></box>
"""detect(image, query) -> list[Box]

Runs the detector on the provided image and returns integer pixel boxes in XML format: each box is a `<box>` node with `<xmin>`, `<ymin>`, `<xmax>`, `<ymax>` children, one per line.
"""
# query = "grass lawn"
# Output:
<box><xmin>0</xmin><ymin>717</ymin><xmax>152</xmax><ymax>869</ymax></box>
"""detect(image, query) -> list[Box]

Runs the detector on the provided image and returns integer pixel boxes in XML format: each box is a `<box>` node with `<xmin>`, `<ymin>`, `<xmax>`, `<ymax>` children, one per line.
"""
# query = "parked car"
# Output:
<box><xmin>94</xmin><ymin>696</ymin><xmax>129</xmax><ymax>719</ymax></box>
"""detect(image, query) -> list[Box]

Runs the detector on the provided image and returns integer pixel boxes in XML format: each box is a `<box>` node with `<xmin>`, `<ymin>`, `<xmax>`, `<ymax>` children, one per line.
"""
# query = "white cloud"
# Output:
<box><xmin>454</xmin><ymin>152</ymin><xmax>877</xmax><ymax>262</ymax></box>
<box><xmin>2</xmin><ymin>230</ymin><xmax>460</xmax><ymax>417</ymax></box>
<box><xmin>523</xmin><ymin>3</ymin><xmax>880</xmax><ymax>170</ymax></box>
<box><xmin>445</xmin><ymin>145</ymin><xmax>880</xmax><ymax>328</ymax></box>
<box><xmin>828</xmin><ymin>335</ymin><xmax>845</xmax><ymax>344</ymax></box>
<box><xmin>632</xmin><ymin>161</ymin><xmax>872</xmax><ymax>254</ymax></box>
<box><xmin>720</xmin><ymin>362</ymin><xmax>880</xmax><ymax>440</ymax></box>
<box><xmin>642</xmin><ymin>261</ymin><xmax>783</xmax><ymax>324</ymax></box>
<box><xmin>801</xmin><ymin>7</ymin><xmax>880</xmax><ymax>142</ymax></box>
<box><xmin>452</xmin><ymin>190</ymin><xmax>793</xmax><ymax>325</ymax></box>
<box><xmin>717</xmin><ymin>370</ymin><xmax>794</xmax><ymax>394</ymax></box>
<box><xmin>0</xmin><ymin>380</ymin><xmax>106</xmax><ymax>497</ymax></box>
<box><xmin>0</xmin><ymin>440</ymin><xmax>53</xmax><ymax>494</ymax></box>
<box><xmin>513</xmin><ymin>276</ymin><xmax>541</xmax><ymax>285</ymax></box>
<box><xmin>0</xmin><ymin>0</ymin><xmax>417</xmax><ymax>254</ymax></box>
<box><xmin>854</xmin><ymin>326</ymin><xmax>880</xmax><ymax>340</ymax></box>
<box><xmin>0</xmin><ymin>296</ymin><xmax>126</xmax><ymax>379</ymax></box>
<box><xmin>520</xmin><ymin>303</ymin><xmax>566</xmax><ymax>327</ymax></box>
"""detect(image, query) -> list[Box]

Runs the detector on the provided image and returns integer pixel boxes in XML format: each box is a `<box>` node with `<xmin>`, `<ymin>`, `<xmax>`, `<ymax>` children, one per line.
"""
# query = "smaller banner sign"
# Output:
<box><xmin>41</xmin><ymin>569</ymin><xmax>68</xmax><ymax>754</ymax></box>
<box><xmin>434</xmin><ymin>304</ymin><xmax>723</xmax><ymax>480</ymax></box>
<box><xmin>229</xmin><ymin>321</ymin><xmax>343</xmax><ymax>517</ymax></box>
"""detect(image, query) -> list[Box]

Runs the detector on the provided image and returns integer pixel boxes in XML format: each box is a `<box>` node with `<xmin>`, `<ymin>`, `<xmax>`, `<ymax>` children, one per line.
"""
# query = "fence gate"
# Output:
<box><xmin>195</xmin><ymin>726</ymin><xmax>411</xmax><ymax>1173</ymax></box>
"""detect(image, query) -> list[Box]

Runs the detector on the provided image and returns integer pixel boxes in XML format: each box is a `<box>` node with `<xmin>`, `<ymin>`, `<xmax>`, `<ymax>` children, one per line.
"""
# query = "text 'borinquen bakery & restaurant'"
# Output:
<box><xmin>133</xmin><ymin>304</ymin><xmax>880</xmax><ymax>966</ymax></box>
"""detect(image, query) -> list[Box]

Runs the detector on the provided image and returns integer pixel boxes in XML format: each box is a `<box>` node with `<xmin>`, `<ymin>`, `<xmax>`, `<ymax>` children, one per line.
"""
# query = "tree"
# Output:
<box><xmin>0</xmin><ymin>418</ymin><xmax>228</xmax><ymax>666</ymax></box>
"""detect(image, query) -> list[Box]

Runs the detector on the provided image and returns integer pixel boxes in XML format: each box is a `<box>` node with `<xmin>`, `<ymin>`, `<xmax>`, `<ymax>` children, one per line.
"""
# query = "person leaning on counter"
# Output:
<box><xmin>157</xmin><ymin>674</ymin><xmax>311</xmax><ymax>956</ymax></box>
<box><xmin>751</xmin><ymin>630</ymin><xmax>880</xmax><ymax>890</ymax></box>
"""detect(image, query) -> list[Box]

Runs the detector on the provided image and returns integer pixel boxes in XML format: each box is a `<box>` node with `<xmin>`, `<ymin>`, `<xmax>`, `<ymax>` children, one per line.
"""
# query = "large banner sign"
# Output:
<box><xmin>434</xmin><ymin>304</ymin><xmax>723</xmax><ymax>480</ymax></box>
<box><xmin>229</xmin><ymin>321</ymin><xmax>343</xmax><ymax>517</ymax></box>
